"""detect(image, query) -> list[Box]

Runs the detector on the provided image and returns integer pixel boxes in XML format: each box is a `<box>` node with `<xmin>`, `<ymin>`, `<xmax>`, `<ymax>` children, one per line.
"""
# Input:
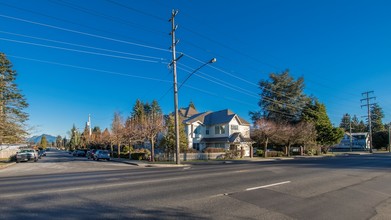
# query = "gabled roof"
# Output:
<box><xmin>183</xmin><ymin>109</ymin><xmax>250</xmax><ymax>126</ymax></box>
<box><xmin>179</xmin><ymin>105</ymin><xmax>199</xmax><ymax>118</ymax></box>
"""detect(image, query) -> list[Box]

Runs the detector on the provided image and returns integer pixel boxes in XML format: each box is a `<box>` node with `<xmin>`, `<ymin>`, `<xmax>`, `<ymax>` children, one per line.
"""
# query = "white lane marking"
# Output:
<box><xmin>245</xmin><ymin>181</ymin><xmax>291</xmax><ymax>191</ymax></box>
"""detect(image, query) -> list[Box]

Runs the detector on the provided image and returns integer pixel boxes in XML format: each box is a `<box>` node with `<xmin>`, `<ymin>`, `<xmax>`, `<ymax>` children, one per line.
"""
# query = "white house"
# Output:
<box><xmin>335</xmin><ymin>132</ymin><xmax>369</xmax><ymax>149</ymax></box>
<box><xmin>180</xmin><ymin>105</ymin><xmax>253</xmax><ymax>156</ymax></box>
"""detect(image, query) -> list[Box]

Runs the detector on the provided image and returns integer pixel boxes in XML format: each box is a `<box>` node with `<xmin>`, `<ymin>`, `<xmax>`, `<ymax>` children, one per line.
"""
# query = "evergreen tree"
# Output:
<box><xmin>250</xmin><ymin>70</ymin><xmax>309</xmax><ymax>124</ymax></box>
<box><xmin>302</xmin><ymin>99</ymin><xmax>344</xmax><ymax>147</ymax></box>
<box><xmin>132</xmin><ymin>99</ymin><xmax>145</xmax><ymax>121</ymax></box>
<box><xmin>150</xmin><ymin>100</ymin><xmax>162</xmax><ymax>119</ymax></box>
<box><xmin>56</xmin><ymin>135</ymin><xmax>62</xmax><ymax>149</ymax></box>
<box><xmin>371</xmin><ymin>103</ymin><xmax>385</xmax><ymax>132</ymax></box>
<box><xmin>69</xmin><ymin>124</ymin><xmax>80</xmax><ymax>150</ymax></box>
<box><xmin>160</xmin><ymin>115</ymin><xmax>188</xmax><ymax>156</ymax></box>
<box><xmin>40</xmin><ymin>135</ymin><xmax>48</xmax><ymax>149</ymax></box>
<box><xmin>339</xmin><ymin>113</ymin><xmax>351</xmax><ymax>132</ymax></box>
<box><xmin>0</xmin><ymin>52</ymin><xmax>29</xmax><ymax>144</ymax></box>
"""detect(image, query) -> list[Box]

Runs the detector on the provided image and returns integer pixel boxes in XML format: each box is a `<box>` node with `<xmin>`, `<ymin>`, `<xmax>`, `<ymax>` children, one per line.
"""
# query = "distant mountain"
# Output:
<box><xmin>28</xmin><ymin>134</ymin><xmax>57</xmax><ymax>144</ymax></box>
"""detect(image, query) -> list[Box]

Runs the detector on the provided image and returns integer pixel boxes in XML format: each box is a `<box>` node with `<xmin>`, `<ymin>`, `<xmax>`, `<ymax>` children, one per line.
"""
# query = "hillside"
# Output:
<box><xmin>28</xmin><ymin>134</ymin><xmax>57</xmax><ymax>144</ymax></box>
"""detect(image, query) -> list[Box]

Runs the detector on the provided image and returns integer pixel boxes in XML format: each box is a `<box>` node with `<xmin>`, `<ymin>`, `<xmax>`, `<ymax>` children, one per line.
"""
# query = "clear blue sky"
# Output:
<box><xmin>1</xmin><ymin>0</ymin><xmax>390</xmax><ymax>138</ymax></box>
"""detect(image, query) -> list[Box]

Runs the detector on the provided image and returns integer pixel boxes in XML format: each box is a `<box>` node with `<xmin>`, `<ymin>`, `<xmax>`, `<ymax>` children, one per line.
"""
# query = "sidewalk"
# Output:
<box><xmin>110</xmin><ymin>157</ymin><xmax>190</xmax><ymax>168</ymax></box>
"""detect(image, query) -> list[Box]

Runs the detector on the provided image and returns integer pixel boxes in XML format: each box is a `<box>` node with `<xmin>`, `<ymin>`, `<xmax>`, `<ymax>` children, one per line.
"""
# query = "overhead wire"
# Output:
<box><xmin>96</xmin><ymin>1</ymin><xmax>383</xmax><ymax>118</ymax></box>
<box><xmin>0</xmin><ymin>30</ymin><xmax>167</xmax><ymax>61</ymax></box>
<box><xmin>0</xmin><ymin>14</ymin><xmax>171</xmax><ymax>52</ymax></box>
<box><xmin>7</xmin><ymin>54</ymin><xmax>172</xmax><ymax>83</ymax></box>
<box><xmin>0</xmin><ymin>37</ymin><xmax>165</xmax><ymax>63</ymax></box>
<box><xmin>0</xmin><ymin>1</ymin><xmax>167</xmax><ymax>51</ymax></box>
<box><xmin>48</xmin><ymin>0</ymin><xmax>167</xmax><ymax>36</ymax></box>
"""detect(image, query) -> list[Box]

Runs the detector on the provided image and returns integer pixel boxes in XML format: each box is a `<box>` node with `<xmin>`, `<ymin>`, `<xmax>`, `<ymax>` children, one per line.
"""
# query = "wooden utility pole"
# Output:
<box><xmin>169</xmin><ymin>10</ymin><xmax>181</xmax><ymax>164</ymax></box>
<box><xmin>361</xmin><ymin>91</ymin><xmax>376</xmax><ymax>153</ymax></box>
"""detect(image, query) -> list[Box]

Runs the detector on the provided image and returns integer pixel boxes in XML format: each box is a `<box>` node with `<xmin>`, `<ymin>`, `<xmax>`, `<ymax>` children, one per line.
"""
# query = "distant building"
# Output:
<box><xmin>181</xmin><ymin>104</ymin><xmax>253</xmax><ymax>156</ymax></box>
<box><xmin>334</xmin><ymin>132</ymin><xmax>369</xmax><ymax>149</ymax></box>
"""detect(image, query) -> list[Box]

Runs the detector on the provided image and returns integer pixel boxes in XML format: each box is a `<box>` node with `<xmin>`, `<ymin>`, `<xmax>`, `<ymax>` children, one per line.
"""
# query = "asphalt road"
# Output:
<box><xmin>1</xmin><ymin>150</ymin><xmax>391</xmax><ymax>220</ymax></box>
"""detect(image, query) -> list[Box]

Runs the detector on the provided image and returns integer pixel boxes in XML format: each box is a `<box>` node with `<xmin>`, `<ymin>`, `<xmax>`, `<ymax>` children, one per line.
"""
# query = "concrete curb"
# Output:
<box><xmin>0</xmin><ymin>162</ymin><xmax>16</xmax><ymax>169</ymax></box>
<box><xmin>110</xmin><ymin>158</ymin><xmax>190</xmax><ymax>168</ymax></box>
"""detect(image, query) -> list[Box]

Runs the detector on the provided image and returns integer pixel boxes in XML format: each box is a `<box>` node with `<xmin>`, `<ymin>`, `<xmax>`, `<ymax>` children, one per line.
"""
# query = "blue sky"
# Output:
<box><xmin>1</xmin><ymin>0</ymin><xmax>390</xmax><ymax>138</ymax></box>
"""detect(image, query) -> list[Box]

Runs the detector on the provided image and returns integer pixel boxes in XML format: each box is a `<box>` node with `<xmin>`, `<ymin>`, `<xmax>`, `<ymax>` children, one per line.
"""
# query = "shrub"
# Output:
<box><xmin>203</xmin><ymin>147</ymin><xmax>225</xmax><ymax>153</ymax></box>
<box><xmin>223</xmin><ymin>150</ymin><xmax>240</xmax><ymax>159</ymax></box>
<box><xmin>184</xmin><ymin>148</ymin><xmax>199</xmax><ymax>153</ymax></box>
<box><xmin>267</xmin><ymin>151</ymin><xmax>284</xmax><ymax>157</ymax></box>
<box><xmin>130</xmin><ymin>153</ymin><xmax>146</xmax><ymax>160</ymax></box>
<box><xmin>255</xmin><ymin>149</ymin><xmax>264</xmax><ymax>157</ymax></box>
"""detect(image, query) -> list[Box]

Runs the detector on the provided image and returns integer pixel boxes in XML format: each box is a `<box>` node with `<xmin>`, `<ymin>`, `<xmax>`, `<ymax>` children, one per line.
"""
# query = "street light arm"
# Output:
<box><xmin>178</xmin><ymin>58</ymin><xmax>216</xmax><ymax>91</ymax></box>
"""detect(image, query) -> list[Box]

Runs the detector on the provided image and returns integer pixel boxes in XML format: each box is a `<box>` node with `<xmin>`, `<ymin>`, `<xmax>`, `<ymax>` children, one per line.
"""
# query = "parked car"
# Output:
<box><xmin>93</xmin><ymin>150</ymin><xmax>110</xmax><ymax>161</ymax></box>
<box><xmin>87</xmin><ymin>149</ymin><xmax>98</xmax><ymax>159</ymax></box>
<box><xmin>38</xmin><ymin>149</ymin><xmax>46</xmax><ymax>158</ymax></box>
<box><xmin>75</xmin><ymin>150</ymin><xmax>86</xmax><ymax>157</ymax></box>
<box><xmin>16</xmin><ymin>149</ymin><xmax>38</xmax><ymax>163</ymax></box>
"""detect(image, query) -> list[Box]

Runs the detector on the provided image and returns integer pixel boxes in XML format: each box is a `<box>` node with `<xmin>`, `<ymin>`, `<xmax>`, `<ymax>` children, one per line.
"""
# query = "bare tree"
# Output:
<box><xmin>143</xmin><ymin>114</ymin><xmax>164</xmax><ymax>162</ymax></box>
<box><xmin>278</xmin><ymin>121</ymin><xmax>316</xmax><ymax>157</ymax></box>
<box><xmin>252</xmin><ymin>119</ymin><xmax>280</xmax><ymax>158</ymax></box>
<box><xmin>111</xmin><ymin>112</ymin><xmax>125</xmax><ymax>158</ymax></box>
<box><xmin>123</xmin><ymin>117</ymin><xmax>144</xmax><ymax>157</ymax></box>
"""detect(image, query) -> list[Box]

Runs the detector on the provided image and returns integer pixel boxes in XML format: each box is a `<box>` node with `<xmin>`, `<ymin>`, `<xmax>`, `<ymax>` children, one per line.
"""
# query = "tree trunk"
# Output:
<box><xmin>150</xmin><ymin>136</ymin><xmax>155</xmax><ymax>162</ymax></box>
<box><xmin>110</xmin><ymin>143</ymin><xmax>113</xmax><ymax>157</ymax></box>
<box><xmin>117</xmin><ymin>142</ymin><xmax>120</xmax><ymax>158</ymax></box>
<box><xmin>287</xmin><ymin>143</ymin><xmax>291</xmax><ymax>157</ymax></box>
<box><xmin>264</xmin><ymin>137</ymin><xmax>269</xmax><ymax>158</ymax></box>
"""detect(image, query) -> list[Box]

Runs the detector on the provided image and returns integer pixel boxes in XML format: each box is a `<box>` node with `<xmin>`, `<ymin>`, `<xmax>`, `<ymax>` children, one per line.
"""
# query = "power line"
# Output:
<box><xmin>0</xmin><ymin>14</ymin><xmax>171</xmax><ymax>52</ymax></box>
<box><xmin>0</xmin><ymin>1</ymin><xmax>167</xmax><ymax>50</ymax></box>
<box><xmin>0</xmin><ymin>30</ymin><xmax>166</xmax><ymax>61</ymax></box>
<box><xmin>49</xmin><ymin>0</ymin><xmax>167</xmax><ymax>35</ymax></box>
<box><xmin>8</xmin><ymin>54</ymin><xmax>171</xmax><ymax>83</ymax></box>
<box><xmin>0</xmin><ymin>37</ymin><xmax>165</xmax><ymax>63</ymax></box>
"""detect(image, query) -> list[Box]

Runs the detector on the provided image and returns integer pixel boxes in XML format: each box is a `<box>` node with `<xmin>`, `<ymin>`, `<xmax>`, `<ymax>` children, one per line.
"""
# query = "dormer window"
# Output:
<box><xmin>215</xmin><ymin>125</ymin><xmax>225</xmax><ymax>134</ymax></box>
<box><xmin>231</xmin><ymin>125</ymin><xmax>238</xmax><ymax>130</ymax></box>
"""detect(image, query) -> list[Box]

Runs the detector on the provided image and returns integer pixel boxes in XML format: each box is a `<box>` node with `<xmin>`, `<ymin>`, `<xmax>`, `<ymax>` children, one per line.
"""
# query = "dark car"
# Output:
<box><xmin>75</xmin><ymin>150</ymin><xmax>86</xmax><ymax>157</ymax></box>
<box><xmin>87</xmin><ymin>149</ymin><xmax>98</xmax><ymax>159</ymax></box>
<box><xmin>93</xmin><ymin>150</ymin><xmax>110</xmax><ymax>161</ymax></box>
<box><xmin>38</xmin><ymin>149</ymin><xmax>46</xmax><ymax>158</ymax></box>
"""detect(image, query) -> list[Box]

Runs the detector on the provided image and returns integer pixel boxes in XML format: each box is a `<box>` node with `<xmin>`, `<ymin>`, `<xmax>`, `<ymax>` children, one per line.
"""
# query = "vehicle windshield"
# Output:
<box><xmin>101</xmin><ymin>150</ymin><xmax>109</xmax><ymax>154</ymax></box>
<box><xmin>19</xmin><ymin>149</ymin><xmax>34</xmax><ymax>153</ymax></box>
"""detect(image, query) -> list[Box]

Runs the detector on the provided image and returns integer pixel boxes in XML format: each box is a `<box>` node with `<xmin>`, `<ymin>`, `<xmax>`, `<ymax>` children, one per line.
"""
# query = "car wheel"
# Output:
<box><xmin>93</xmin><ymin>158</ymin><xmax>96</xmax><ymax>160</ymax></box>
<box><xmin>96</xmin><ymin>158</ymin><xmax>99</xmax><ymax>161</ymax></box>
<box><xmin>107</xmin><ymin>158</ymin><xmax>110</xmax><ymax>161</ymax></box>
<box><xmin>16</xmin><ymin>160</ymin><xmax>20</xmax><ymax>163</ymax></box>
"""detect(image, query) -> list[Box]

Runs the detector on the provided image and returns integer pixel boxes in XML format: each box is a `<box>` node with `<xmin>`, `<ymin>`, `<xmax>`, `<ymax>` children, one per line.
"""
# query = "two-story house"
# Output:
<box><xmin>181</xmin><ymin>106</ymin><xmax>252</xmax><ymax>156</ymax></box>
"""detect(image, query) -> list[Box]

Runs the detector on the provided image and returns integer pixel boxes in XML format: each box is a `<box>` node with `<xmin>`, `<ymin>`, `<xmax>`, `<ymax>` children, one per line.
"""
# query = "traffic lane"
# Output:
<box><xmin>2</xmin><ymin>155</ymin><xmax>391</xmax><ymax>219</ymax></box>
<box><xmin>2</xmin><ymin>155</ymin><xmax>389</xmax><ymax>202</ymax></box>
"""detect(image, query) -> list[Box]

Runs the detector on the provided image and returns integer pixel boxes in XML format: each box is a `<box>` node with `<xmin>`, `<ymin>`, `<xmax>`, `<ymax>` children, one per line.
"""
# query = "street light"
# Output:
<box><xmin>178</xmin><ymin>58</ymin><xmax>217</xmax><ymax>91</ymax></box>
<box><xmin>388</xmin><ymin>123</ymin><xmax>391</xmax><ymax>153</ymax></box>
<box><xmin>173</xmin><ymin>58</ymin><xmax>216</xmax><ymax>164</ymax></box>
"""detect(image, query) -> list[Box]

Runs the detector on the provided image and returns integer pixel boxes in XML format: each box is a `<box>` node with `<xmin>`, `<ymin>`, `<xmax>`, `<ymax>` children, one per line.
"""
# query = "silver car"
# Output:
<box><xmin>93</xmin><ymin>150</ymin><xmax>110</xmax><ymax>161</ymax></box>
<box><xmin>16</xmin><ymin>149</ymin><xmax>38</xmax><ymax>163</ymax></box>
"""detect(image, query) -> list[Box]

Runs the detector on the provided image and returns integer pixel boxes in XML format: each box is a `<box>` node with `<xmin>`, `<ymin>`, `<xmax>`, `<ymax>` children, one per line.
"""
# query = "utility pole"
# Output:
<box><xmin>88</xmin><ymin>114</ymin><xmax>92</xmax><ymax>136</ymax></box>
<box><xmin>388</xmin><ymin>123</ymin><xmax>391</xmax><ymax>153</ymax></box>
<box><xmin>361</xmin><ymin>91</ymin><xmax>376</xmax><ymax>153</ymax></box>
<box><xmin>169</xmin><ymin>10</ymin><xmax>181</xmax><ymax>164</ymax></box>
<box><xmin>349</xmin><ymin>114</ymin><xmax>352</xmax><ymax>152</ymax></box>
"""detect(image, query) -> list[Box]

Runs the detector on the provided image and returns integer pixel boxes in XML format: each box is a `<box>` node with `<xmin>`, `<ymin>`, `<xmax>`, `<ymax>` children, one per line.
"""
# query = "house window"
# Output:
<box><xmin>216</xmin><ymin>143</ymin><xmax>225</xmax><ymax>148</ymax></box>
<box><xmin>231</xmin><ymin>125</ymin><xmax>238</xmax><ymax>130</ymax></box>
<box><xmin>193</xmin><ymin>143</ymin><xmax>200</xmax><ymax>151</ymax></box>
<box><xmin>206</xmin><ymin>130</ymin><xmax>209</xmax><ymax>135</ymax></box>
<box><xmin>194</xmin><ymin>126</ymin><xmax>201</xmax><ymax>135</ymax></box>
<box><xmin>215</xmin><ymin>125</ymin><xmax>225</xmax><ymax>134</ymax></box>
